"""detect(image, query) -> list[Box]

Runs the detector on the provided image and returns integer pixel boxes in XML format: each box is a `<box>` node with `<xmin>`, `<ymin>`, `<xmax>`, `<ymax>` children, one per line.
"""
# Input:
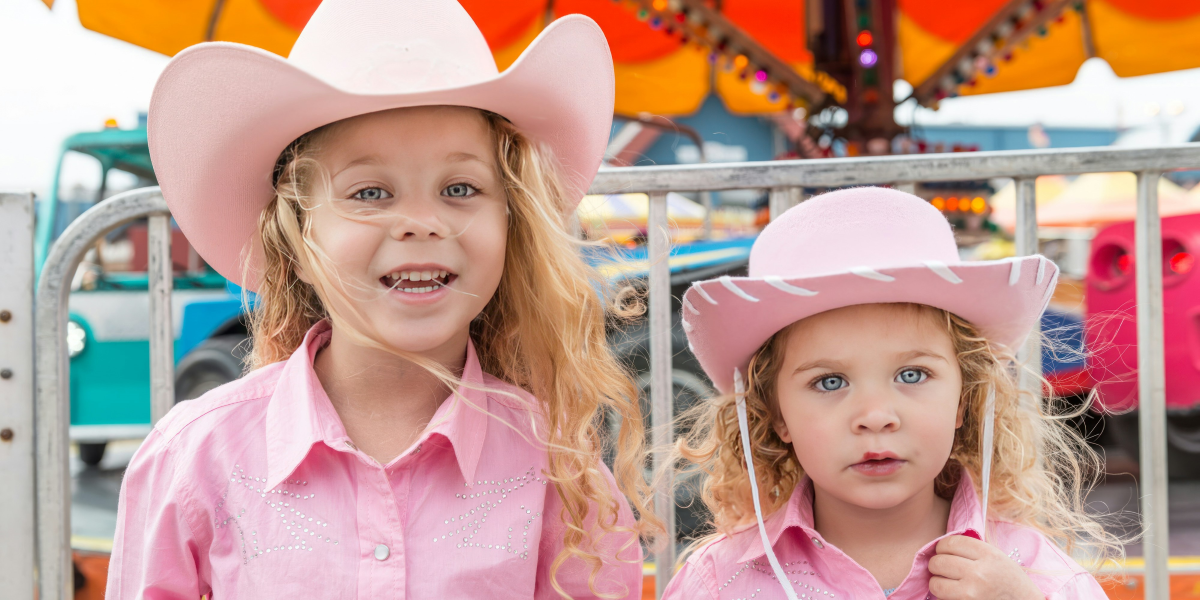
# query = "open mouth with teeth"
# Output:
<box><xmin>381</xmin><ymin>269</ymin><xmax>456</xmax><ymax>294</ymax></box>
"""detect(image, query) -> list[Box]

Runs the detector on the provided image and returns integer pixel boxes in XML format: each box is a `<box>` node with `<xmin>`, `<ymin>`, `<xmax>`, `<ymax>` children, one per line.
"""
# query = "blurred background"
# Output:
<box><xmin>6</xmin><ymin>0</ymin><xmax>1200</xmax><ymax>597</ymax></box>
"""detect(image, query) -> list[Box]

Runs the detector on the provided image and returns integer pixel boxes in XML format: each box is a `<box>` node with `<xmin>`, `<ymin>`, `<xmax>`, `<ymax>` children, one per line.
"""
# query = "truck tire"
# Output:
<box><xmin>79</xmin><ymin>442</ymin><xmax>106</xmax><ymax>467</ymax></box>
<box><xmin>175</xmin><ymin>335</ymin><xmax>248</xmax><ymax>403</ymax></box>
<box><xmin>1108</xmin><ymin>411</ymin><xmax>1200</xmax><ymax>480</ymax></box>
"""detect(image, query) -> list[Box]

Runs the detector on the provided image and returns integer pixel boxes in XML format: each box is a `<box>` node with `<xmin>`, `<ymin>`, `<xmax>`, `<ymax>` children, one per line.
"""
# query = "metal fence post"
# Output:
<box><xmin>0</xmin><ymin>192</ymin><xmax>36</xmax><ymax>596</ymax></box>
<box><xmin>36</xmin><ymin>188</ymin><xmax>168</xmax><ymax>600</ymax></box>
<box><xmin>1013</xmin><ymin>178</ymin><xmax>1043</xmax><ymax>405</ymax></box>
<box><xmin>768</xmin><ymin>187</ymin><xmax>798</xmax><ymax>221</ymax></box>
<box><xmin>648</xmin><ymin>191</ymin><xmax>675</xmax><ymax>597</ymax></box>
<box><xmin>1135</xmin><ymin>171</ymin><xmax>1169</xmax><ymax>600</ymax></box>
<box><xmin>148</xmin><ymin>214</ymin><xmax>175</xmax><ymax>421</ymax></box>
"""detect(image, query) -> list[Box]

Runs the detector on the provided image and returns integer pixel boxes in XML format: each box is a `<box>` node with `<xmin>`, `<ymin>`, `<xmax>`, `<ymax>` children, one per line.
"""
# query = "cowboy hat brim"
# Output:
<box><xmin>682</xmin><ymin>254</ymin><xmax>1059</xmax><ymax>394</ymax></box>
<box><xmin>148</xmin><ymin>16</ymin><xmax>613</xmax><ymax>292</ymax></box>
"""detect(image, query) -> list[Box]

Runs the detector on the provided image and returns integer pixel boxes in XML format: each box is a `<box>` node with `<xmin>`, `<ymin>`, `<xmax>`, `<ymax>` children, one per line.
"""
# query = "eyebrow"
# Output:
<box><xmin>896</xmin><ymin>349</ymin><xmax>950</xmax><ymax>363</ymax></box>
<box><xmin>331</xmin><ymin>154</ymin><xmax>385</xmax><ymax>178</ymax></box>
<box><xmin>445</xmin><ymin>151</ymin><xmax>489</xmax><ymax>164</ymax></box>
<box><xmin>788</xmin><ymin>349</ymin><xmax>949</xmax><ymax>376</ymax></box>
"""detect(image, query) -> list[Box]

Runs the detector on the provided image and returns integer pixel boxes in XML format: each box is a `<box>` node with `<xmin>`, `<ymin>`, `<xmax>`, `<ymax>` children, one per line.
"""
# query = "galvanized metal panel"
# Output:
<box><xmin>0</xmin><ymin>192</ymin><xmax>36</xmax><ymax>596</ymax></box>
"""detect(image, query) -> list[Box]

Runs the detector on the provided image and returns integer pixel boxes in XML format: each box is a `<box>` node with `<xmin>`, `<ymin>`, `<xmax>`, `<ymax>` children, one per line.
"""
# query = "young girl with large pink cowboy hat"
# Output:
<box><xmin>661</xmin><ymin>187</ymin><xmax>1120</xmax><ymax>599</ymax></box>
<box><xmin>107</xmin><ymin>0</ymin><xmax>655</xmax><ymax>597</ymax></box>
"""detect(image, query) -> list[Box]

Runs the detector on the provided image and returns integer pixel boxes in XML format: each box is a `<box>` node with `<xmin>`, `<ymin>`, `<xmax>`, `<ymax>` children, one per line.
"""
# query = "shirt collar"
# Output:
<box><xmin>736</xmin><ymin>467</ymin><xmax>985</xmax><ymax>564</ymax></box>
<box><xmin>264</xmin><ymin>321</ymin><xmax>490</xmax><ymax>490</ymax></box>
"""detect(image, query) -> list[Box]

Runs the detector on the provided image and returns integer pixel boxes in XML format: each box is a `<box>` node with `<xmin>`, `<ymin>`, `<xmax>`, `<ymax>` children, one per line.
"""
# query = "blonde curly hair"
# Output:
<box><xmin>675</xmin><ymin>303</ymin><xmax>1124</xmax><ymax>571</ymax></box>
<box><xmin>245</xmin><ymin>108</ymin><xmax>658</xmax><ymax>598</ymax></box>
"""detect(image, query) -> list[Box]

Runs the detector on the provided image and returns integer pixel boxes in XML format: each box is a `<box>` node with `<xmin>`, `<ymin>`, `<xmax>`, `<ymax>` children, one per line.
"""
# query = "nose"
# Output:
<box><xmin>387</xmin><ymin>195</ymin><xmax>451</xmax><ymax>241</ymax></box>
<box><xmin>850</xmin><ymin>392</ymin><xmax>900</xmax><ymax>434</ymax></box>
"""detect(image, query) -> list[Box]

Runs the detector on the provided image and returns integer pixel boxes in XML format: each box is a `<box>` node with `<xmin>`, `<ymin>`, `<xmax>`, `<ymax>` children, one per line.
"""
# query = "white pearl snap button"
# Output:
<box><xmin>375</xmin><ymin>544</ymin><xmax>390</xmax><ymax>560</ymax></box>
<box><xmin>811</xmin><ymin>537</ymin><xmax>824</xmax><ymax>549</ymax></box>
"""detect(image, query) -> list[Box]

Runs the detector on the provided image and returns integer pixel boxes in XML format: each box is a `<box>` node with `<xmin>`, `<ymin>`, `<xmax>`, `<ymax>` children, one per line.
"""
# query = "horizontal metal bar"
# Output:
<box><xmin>69</xmin><ymin>424</ymin><xmax>154</xmax><ymax>443</ymax></box>
<box><xmin>36</xmin><ymin>187</ymin><xmax>166</xmax><ymax>600</ymax></box>
<box><xmin>589</xmin><ymin>144</ymin><xmax>1200</xmax><ymax>194</ymax></box>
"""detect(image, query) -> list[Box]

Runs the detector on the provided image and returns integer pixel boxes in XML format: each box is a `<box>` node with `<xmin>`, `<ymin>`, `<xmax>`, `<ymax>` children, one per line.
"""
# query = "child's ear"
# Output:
<box><xmin>294</xmin><ymin>264</ymin><xmax>312</xmax><ymax>285</ymax></box>
<box><xmin>773</xmin><ymin>418</ymin><xmax>793</xmax><ymax>444</ymax></box>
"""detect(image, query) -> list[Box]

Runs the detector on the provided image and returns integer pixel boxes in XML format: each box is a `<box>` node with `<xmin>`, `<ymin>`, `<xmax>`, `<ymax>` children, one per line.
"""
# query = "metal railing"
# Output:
<box><xmin>589</xmin><ymin>144</ymin><xmax>1187</xmax><ymax>599</ymax></box>
<box><xmin>33</xmin><ymin>189</ymin><xmax>172</xmax><ymax>599</ymax></box>
<box><xmin>12</xmin><ymin>144</ymin><xmax>1193</xmax><ymax>598</ymax></box>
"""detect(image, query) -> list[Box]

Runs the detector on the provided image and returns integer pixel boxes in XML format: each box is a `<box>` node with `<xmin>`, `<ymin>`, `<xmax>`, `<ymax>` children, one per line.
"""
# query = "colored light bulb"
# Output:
<box><xmin>856</xmin><ymin>30</ymin><xmax>873</xmax><ymax>47</ymax></box>
<box><xmin>859</xmin><ymin>49</ymin><xmax>878</xmax><ymax>67</ymax></box>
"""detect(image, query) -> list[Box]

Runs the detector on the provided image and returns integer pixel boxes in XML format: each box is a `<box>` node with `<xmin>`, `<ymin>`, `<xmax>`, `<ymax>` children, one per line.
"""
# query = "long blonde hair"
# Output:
<box><xmin>247</xmin><ymin>108</ymin><xmax>658</xmax><ymax>597</ymax></box>
<box><xmin>675</xmin><ymin>303</ymin><xmax>1123</xmax><ymax>570</ymax></box>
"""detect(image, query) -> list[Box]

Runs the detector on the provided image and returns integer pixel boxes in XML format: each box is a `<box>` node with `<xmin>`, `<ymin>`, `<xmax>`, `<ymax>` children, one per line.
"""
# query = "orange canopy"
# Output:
<box><xmin>899</xmin><ymin>0</ymin><xmax>1200</xmax><ymax>100</ymax></box>
<box><xmin>44</xmin><ymin>0</ymin><xmax>814</xmax><ymax>116</ymax></box>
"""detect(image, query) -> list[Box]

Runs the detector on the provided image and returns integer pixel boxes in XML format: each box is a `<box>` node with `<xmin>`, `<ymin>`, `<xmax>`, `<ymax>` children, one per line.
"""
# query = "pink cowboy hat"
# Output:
<box><xmin>685</xmin><ymin>187</ymin><xmax>1057</xmax><ymax>600</ymax></box>
<box><xmin>148</xmin><ymin>0</ymin><xmax>615</xmax><ymax>292</ymax></box>
<box><xmin>683</xmin><ymin>186</ymin><xmax>1059</xmax><ymax>394</ymax></box>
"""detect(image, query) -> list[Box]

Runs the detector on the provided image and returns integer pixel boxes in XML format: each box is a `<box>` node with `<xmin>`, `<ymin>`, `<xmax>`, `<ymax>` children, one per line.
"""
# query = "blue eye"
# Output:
<box><xmin>352</xmin><ymin>187</ymin><xmax>391</xmax><ymax>201</ymax></box>
<box><xmin>896</xmin><ymin>369</ymin><xmax>927</xmax><ymax>384</ymax></box>
<box><xmin>444</xmin><ymin>183</ymin><xmax>477</xmax><ymax>198</ymax></box>
<box><xmin>816</xmin><ymin>376</ymin><xmax>846</xmax><ymax>392</ymax></box>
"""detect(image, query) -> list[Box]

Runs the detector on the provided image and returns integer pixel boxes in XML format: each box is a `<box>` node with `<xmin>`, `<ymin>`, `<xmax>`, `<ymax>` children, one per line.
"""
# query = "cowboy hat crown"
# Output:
<box><xmin>288</xmin><ymin>0</ymin><xmax>498</xmax><ymax>94</ymax></box>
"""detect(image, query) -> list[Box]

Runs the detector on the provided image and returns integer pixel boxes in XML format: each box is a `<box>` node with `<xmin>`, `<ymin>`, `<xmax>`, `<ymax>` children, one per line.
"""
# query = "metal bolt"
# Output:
<box><xmin>0</xmin><ymin>310</ymin><xmax>10</xmax><ymax>322</ymax></box>
<box><xmin>0</xmin><ymin>369</ymin><xmax>10</xmax><ymax>379</ymax></box>
<box><xmin>0</xmin><ymin>429</ymin><xmax>11</xmax><ymax>442</ymax></box>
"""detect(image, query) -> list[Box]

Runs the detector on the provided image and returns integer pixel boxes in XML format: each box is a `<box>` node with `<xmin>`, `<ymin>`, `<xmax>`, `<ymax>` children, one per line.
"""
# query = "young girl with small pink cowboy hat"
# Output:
<box><xmin>661</xmin><ymin>187</ymin><xmax>1120</xmax><ymax>599</ymax></box>
<box><xmin>107</xmin><ymin>0</ymin><xmax>656</xmax><ymax>597</ymax></box>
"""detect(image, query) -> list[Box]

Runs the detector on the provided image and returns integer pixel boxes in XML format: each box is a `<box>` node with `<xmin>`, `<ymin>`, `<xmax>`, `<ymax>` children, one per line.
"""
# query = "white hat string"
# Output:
<box><xmin>733</xmin><ymin>368</ymin><xmax>801</xmax><ymax>600</ymax></box>
<box><xmin>979</xmin><ymin>383</ymin><xmax>996</xmax><ymax>541</ymax></box>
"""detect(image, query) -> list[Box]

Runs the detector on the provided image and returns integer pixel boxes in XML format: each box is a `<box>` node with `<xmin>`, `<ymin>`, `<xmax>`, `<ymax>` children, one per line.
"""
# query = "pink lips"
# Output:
<box><xmin>850</xmin><ymin>452</ymin><xmax>905</xmax><ymax>477</ymax></box>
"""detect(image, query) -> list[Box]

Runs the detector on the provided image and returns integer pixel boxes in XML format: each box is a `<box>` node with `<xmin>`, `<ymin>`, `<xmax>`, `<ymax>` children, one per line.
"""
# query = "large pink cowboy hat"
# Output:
<box><xmin>682</xmin><ymin>186</ymin><xmax>1058</xmax><ymax>395</ymax></box>
<box><xmin>148</xmin><ymin>0</ymin><xmax>614</xmax><ymax>292</ymax></box>
<box><xmin>682</xmin><ymin>187</ymin><xmax>1058</xmax><ymax>600</ymax></box>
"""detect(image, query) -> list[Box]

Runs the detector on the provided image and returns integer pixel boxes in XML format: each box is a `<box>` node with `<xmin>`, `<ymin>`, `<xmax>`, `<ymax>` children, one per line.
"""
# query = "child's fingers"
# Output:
<box><xmin>928</xmin><ymin>575</ymin><xmax>963</xmax><ymax>600</ymax></box>
<box><xmin>928</xmin><ymin>553</ymin><xmax>974</xmax><ymax>580</ymax></box>
<box><xmin>934</xmin><ymin>534</ymin><xmax>990</xmax><ymax>560</ymax></box>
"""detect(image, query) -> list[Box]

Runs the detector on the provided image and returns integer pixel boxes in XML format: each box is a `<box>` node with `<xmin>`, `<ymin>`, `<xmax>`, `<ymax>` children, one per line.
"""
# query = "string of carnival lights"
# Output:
<box><xmin>917</xmin><ymin>0</ymin><xmax>1079</xmax><ymax>106</ymax></box>
<box><xmin>618</xmin><ymin>0</ymin><xmax>848</xmax><ymax>109</ymax></box>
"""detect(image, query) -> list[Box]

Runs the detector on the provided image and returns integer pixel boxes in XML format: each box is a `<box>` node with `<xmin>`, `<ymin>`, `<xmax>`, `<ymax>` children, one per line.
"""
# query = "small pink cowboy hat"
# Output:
<box><xmin>148</xmin><ymin>0</ymin><xmax>614</xmax><ymax>292</ymax></box>
<box><xmin>683</xmin><ymin>186</ymin><xmax>1059</xmax><ymax>394</ymax></box>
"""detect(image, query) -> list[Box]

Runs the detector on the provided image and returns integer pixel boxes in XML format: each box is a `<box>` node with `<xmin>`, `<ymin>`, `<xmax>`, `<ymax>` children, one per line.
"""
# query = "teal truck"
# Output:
<box><xmin>38</xmin><ymin>118</ymin><xmax>247</xmax><ymax>465</ymax></box>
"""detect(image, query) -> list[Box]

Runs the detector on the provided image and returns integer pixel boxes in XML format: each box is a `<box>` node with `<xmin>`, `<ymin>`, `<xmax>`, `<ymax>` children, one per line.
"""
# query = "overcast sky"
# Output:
<box><xmin>5</xmin><ymin>0</ymin><xmax>1200</xmax><ymax>199</ymax></box>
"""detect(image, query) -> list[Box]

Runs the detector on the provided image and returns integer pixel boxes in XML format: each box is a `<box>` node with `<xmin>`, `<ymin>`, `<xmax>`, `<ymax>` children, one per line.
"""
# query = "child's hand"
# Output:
<box><xmin>928</xmin><ymin>535</ymin><xmax>1044</xmax><ymax>600</ymax></box>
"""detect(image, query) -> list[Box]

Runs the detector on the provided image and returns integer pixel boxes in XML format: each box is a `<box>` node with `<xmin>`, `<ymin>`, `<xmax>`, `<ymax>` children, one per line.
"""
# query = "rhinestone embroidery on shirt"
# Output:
<box><xmin>433</xmin><ymin>466</ymin><xmax>549</xmax><ymax>560</ymax></box>
<box><xmin>214</xmin><ymin>464</ymin><xmax>339</xmax><ymax>565</ymax></box>
<box><xmin>1007</xmin><ymin>547</ymin><xmax>1025</xmax><ymax>566</ymax></box>
<box><xmin>724</xmin><ymin>559</ymin><xmax>833</xmax><ymax>599</ymax></box>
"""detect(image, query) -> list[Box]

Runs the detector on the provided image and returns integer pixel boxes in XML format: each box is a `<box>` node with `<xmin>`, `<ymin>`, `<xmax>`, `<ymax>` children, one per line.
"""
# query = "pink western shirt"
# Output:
<box><xmin>662</xmin><ymin>473</ymin><xmax>1107</xmax><ymax>600</ymax></box>
<box><xmin>107</xmin><ymin>322</ymin><xmax>641</xmax><ymax>599</ymax></box>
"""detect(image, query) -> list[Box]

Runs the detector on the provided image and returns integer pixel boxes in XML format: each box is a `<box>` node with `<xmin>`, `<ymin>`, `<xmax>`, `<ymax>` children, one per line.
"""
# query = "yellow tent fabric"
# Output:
<box><xmin>899</xmin><ymin>0</ymin><xmax>1200</xmax><ymax>100</ymax></box>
